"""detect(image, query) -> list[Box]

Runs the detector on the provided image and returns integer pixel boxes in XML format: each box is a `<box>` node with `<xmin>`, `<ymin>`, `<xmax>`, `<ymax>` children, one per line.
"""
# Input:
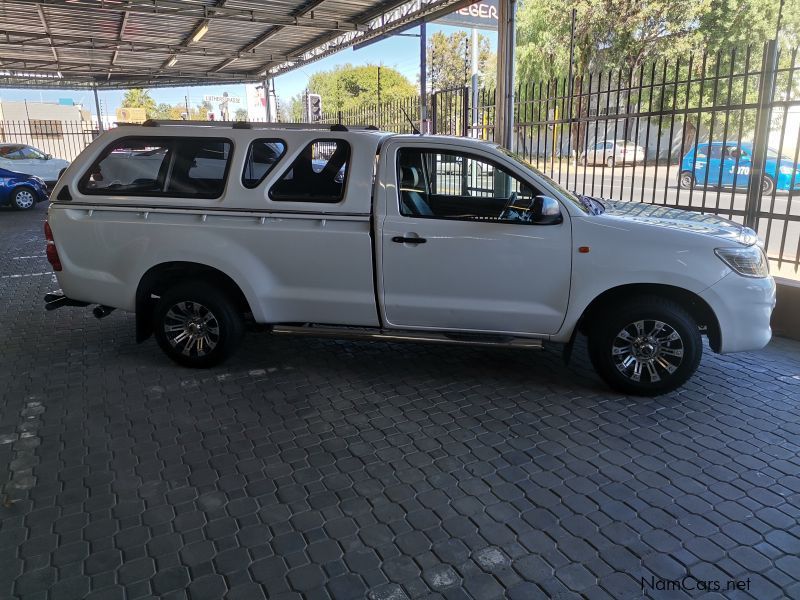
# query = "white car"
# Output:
<box><xmin>0</xmin><ymin>143</ymin><xmax>70</xmax><ymax>183</ymax></box>
<box><xmin>43</xmin><ymin>122</ymin><xmax>775</xmax><ymax>396</ymax></box>
<box><xmin>582</xmin><ymin>139</ymin><xmax>646</xmax><ymax>167</ymax></box>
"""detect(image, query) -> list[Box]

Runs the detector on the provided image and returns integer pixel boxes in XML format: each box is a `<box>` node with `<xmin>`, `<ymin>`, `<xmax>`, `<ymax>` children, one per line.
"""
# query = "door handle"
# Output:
<box><xmin>392</xmin><ymin>236</ymin><xmax>427</xmax><ymax>245</ymax></box>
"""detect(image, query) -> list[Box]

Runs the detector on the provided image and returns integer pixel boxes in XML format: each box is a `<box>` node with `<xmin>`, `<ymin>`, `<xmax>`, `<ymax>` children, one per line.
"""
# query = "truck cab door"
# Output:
<box><xmin>376</xmin><ymin>142</ymin><xmax>572</xmax><ymax>336</ymax></box>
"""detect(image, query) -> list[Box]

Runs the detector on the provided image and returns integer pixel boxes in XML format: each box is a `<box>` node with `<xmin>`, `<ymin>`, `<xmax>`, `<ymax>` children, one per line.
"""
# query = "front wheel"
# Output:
<box><xmin>679</xmin><ymin>171</ymin><xmax>695</xmax><ymax>189</ymax></box>
<box><xmin>606</xmin><ymin>156</ymin><xmax>615</xmax><ymax>168</ymax></box>
<box><xmin>12</xmin><ymin>188</ymin><xmax>36</xmax><ymax>210</ymax></box>
<box><xmin>761</xmin><ymin>176</ymin><xmax>775</xmax><ymax>195</ymax></box>
<box><xmin>153</xmin><ymin>282</ymin><xmax>243</xmax><ymax>368</ymax></box>
<box><xmin>587</xmin><ymin>297</ymin><xmax>702</xmax><ymax>396</ymax></box>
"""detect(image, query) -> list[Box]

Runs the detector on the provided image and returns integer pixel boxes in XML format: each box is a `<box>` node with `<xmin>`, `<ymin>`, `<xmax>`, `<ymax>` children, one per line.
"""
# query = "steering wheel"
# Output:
<box><xmin>499</xmin><ymin>193</ymin><xmax>536</xmax><ymax>222</ymax></box>
<box><xmin>499</xmin><ymin>192</ymin><xmax>517</xmax><ymax>218</ymax></box>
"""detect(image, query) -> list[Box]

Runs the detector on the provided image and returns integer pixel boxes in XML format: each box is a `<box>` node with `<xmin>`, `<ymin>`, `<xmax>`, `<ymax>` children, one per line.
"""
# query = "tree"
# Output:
<box><xmin>427</xmin><ymin>31</ymin><xmax>496</xmax><ymax>91</ymax></box>
<box><xmin>234</xmin><ymin>108</ymin><xmax>248</xmax><ymax>121</ymax></box>
<box><xmin>514</xmin><ymin>0</ymin><xmax>800</xmax><ymax>155</ymax></box>
<box><xmin>152</xmin><ymin>102</ymin><xmax>180</xmax><ymax>120</ymax></box>
<box><xmin>306</xmin><ymin>64</ymin><xmax>416</xmax><ymax>114</ymax></box>
<box><xmin>275</xmin><ymin>94</ymin><xmax>304</xmax><ymax>122</ymax></box>
<box><xmin>121</xmin><ymin>88</ymin><xmax>159</xmax><ymax>119</ymax></box>
<box><xmin>120</xmin><ymin>88</ymin><xmax>158</xmax><ymax>118</ymax></box>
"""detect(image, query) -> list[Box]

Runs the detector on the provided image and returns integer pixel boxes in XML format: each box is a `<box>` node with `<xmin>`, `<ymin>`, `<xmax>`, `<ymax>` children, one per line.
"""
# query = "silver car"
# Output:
<box><xmin>0</xmin><ymin>143</ymin><xmax>70</xmax><ymax>183</ymax></box>
<box><xmin>581</xmin><ymin>140</ymin><xmax>646</xmax><ymax>167</ymax></box>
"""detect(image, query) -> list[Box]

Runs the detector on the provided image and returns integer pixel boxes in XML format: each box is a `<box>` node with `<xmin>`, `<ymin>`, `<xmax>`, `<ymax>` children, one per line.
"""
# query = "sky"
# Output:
<box><xmin>0</xmin><ymin>24</ymin><xmax>497</xmax><ymax>118</ymax></box>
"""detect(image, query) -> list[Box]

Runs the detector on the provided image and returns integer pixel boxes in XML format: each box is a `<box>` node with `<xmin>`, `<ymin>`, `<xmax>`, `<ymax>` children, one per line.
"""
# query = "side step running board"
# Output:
<box><xmin>271</xmin><ymin>325</ymin><xmax>543</xmax><ymax>349</ymax></box>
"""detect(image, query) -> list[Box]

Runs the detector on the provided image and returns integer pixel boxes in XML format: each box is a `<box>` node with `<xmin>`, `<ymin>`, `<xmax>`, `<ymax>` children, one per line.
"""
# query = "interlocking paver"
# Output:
<box><xmin>0</xmin><ymin>207</ymin><xmax>799</xmax><ymax>599</ymax></box>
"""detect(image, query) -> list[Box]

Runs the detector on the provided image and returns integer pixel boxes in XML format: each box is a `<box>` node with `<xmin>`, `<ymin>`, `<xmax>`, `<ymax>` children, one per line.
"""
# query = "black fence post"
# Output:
<box><xmin>431</xmin><ymin>93</ymin><xmax>438</xmax><ymax>135</ymax></box>
<box><xmin>745</xmin><ymin>40</ymin><xmax>779</xmax><ymax>230</ymax></box>
<box><xmin>461</xmin><ymin>86</ymin><xmax>469</xmax><ymax>137</ymax></box>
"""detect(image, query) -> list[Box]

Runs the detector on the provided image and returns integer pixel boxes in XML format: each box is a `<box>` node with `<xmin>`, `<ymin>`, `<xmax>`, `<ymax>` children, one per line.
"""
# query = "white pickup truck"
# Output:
<box><xmin>44</xmin><ymin>121</ymin><xmax>776</xmax><ymax>395</ymax></box>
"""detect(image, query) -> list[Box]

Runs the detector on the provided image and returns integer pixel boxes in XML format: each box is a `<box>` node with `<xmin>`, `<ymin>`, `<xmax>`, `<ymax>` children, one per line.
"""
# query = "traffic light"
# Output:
<box><xmin>307</xmin><ymin>93</ymin><xmax>322</xmax><ymax>122</ymax></box>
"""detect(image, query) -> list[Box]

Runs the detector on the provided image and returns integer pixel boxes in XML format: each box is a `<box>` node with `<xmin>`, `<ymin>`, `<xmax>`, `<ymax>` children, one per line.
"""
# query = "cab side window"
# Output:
<box><xmin>1</xmin><ymin>147</ymin><xmax>24</xmax><ymax>160</ymax></box>
<box><xmin>397</xmin><ymin>148</ymin><xmax>542</xmax><ymax>224</ymax></box>
<box><xmin>269</xmin><ymin>140</ymin><xmax>350</xmax><ymax>203</ymax></box>
<box><xmin>79</xmin><ymin>137</ymin><xmax>232</xmax><ymax>199</ymax></box>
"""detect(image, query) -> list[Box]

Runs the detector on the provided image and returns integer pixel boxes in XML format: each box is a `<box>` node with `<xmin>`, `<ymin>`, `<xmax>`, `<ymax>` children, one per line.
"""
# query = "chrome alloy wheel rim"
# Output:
<box><xmin>163</xmin><ymin>301</ymin><xmax>220</xmax><ymax>357</ymax></box>
<box><xmin>15</xmin><ymin>190</ymin><xmax>34</xmax><ymax>209</ymax></box>
<box><xmin>612</xmin><ymin>320</ymin><xmax>684</xmax><ymax>383</ymax></box>
<box><xmin>680</xmin><ymin>174</ymin><xmax>692</xmax><ymax>187</ymax></box>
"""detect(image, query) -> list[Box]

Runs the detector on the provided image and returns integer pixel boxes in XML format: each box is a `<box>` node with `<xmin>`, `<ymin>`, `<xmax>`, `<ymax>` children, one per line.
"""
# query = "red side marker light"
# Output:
<box><xmin>578</xmin><ymin>246</ymin><xmax>590</xmax><ymax>253</ymax></box>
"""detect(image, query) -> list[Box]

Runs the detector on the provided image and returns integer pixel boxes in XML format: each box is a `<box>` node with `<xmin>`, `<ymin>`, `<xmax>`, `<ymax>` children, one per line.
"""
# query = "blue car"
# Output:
<box><xmin>680</xmin><ymin>142</ymin><xmax>800</xmax><ymax>194</ymax></box>
<box><xmin>0</xmin><ymin>167</ymin><xmax>49</xmax><ymax>210</ymax></box>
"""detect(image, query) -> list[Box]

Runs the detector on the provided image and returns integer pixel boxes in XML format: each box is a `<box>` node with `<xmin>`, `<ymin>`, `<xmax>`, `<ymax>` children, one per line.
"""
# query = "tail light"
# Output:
<box><xmin>44</xmin><ymin>221</ymin><xmax>62</xmax><ymax>272</ymax></box>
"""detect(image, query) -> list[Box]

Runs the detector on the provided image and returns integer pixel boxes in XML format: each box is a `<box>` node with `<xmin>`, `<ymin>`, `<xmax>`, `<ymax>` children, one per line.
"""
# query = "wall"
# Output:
<box><xmin>0</xmin><ymin>101</ymin><xmax>95</xmax><ymax>161</ymax></box>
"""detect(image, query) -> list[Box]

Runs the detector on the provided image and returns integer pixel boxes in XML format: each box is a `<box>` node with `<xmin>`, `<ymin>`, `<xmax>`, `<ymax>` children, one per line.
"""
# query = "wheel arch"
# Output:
<box><xmin>12</xmin><ymin>184</ymin><xmax>37</xmax><ymax>198</ymax></box>
<box><xmin>576</xmin><ymin>283</ymin><xmax>721</xmax><ymax>352</ymax></box>
<box><xmin>135</xmin><ymin>261</ymin><xmax>252</xmax><ymax>343</ymax></box>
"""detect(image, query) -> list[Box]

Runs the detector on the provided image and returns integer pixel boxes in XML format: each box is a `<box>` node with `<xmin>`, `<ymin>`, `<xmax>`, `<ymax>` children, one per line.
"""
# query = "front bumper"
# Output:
<box><xmin>700</xmin><ymin>271</ymin><xmax>776</xmax><ymax>353</ymax></box>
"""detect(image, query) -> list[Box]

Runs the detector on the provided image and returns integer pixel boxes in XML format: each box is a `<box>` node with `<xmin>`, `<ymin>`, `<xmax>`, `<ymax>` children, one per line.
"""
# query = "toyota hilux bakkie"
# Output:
<box><xmin>44</xmin><ymin>121</ymin><xmax>776</xmax><ymax>395</ymax></box>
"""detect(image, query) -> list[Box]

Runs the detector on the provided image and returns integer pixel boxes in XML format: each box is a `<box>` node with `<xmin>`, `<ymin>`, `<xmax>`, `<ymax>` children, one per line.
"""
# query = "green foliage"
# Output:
<box><xmin>515</xmin><ymin>0</ymin><xmax>800</xmax><ymax>152</ymax></box>
<box><xmin>120</xmin><ymin>88</ymin><xmax>157</xmax><ymax>117</ymax></box>
<box><xmin>427</xmin><ymin>31</ymin><xmax>496</xmax><ymax>90</ymax></box>
<box><xmin>516</xmin><ymin>0</ymin><xmax>799</xmax><ymax>85</ymax></box>
<box><xmin>234</xmin><ymin>108</ymin><xmax>248</xmax><ymax>121</ymax></box>
<box><xmin>120</xmin><ymin>90</ymin><xmax>216</xmax><ymax>121</ymax></box>
<box><xmin>306</xmin><ymin>64</ymin><xmax>416</xmax><ymax>114</ymax></box>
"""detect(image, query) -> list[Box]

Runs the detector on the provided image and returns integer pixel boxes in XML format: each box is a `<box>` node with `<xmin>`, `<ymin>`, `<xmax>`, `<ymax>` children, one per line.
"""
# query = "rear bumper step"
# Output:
<box><xmin>44</xmin><ymin>293</ymin><xmax>90</xmax><ymax>311</ymax></box>
<box><xmin>44</xmin><ymin>293</ymin><xmax>115</xmax><ymax>319</ymax></box>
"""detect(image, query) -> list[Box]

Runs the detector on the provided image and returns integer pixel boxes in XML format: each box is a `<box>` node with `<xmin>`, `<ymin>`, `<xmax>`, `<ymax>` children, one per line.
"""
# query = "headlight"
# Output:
<box><xmin>715</xmin><ymin>246</ymin><xmax>769</xmax><ymax>278</ymax></box>
<box><xmin>779</xmin><ymin>165</ymin><xmax>795</xmax><ymax>175</ymax></box>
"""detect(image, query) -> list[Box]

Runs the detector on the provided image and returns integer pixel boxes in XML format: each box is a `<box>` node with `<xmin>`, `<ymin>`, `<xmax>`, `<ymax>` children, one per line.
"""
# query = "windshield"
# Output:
<box><xmin>767</xmin><ymin>148</ymin><xmax>792</xmax><ymax>160</ymax></box>
<box><xmin>501</xmin><ymin>148</ymin><xmax>591</xmax><ymax>213</ymax></box>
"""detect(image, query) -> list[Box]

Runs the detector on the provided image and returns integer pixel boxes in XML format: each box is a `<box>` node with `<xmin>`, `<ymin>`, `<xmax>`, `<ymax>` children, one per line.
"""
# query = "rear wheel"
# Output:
<box><xmin>153</xmin><ymin>282</ymin><xmax>243</xmax><ymax>368</ymax></box>
<box><xmin>679</xmin><ymin>171</ymin><xmax>695</xmax><ymax>189</ymax></box>
<box><xmin>587</xmin><ymin>296</ymin><xmax>702</xmax><ymax>396</ymax></box>
<box><xmin>606</xmin><ymin>156</ymin><xmax>615</xmax><ymax>168</ymax></box>
<box><xmin>12</xmin><ymin>188</ymin><xmax>36</xmax><ymax>210</ymax></box>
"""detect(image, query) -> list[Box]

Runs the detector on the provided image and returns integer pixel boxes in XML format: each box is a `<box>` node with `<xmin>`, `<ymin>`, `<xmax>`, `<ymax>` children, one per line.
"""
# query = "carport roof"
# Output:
<box><xmin>0</xmin><ymin>0</ymin><xmax>469</xmax><ymax>89</ymax></box>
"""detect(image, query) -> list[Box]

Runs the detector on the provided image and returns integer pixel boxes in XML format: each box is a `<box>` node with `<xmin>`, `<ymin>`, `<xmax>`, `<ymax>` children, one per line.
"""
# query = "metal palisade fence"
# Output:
<box><xmin>426</xmin><ymin>41</ymin><xmax>800</xmax><ymax>277</ymax></box>
<box><xmin>0</xmin><ymin>120</ymin><xmax>98</xmax><ymax>163</ymax></box>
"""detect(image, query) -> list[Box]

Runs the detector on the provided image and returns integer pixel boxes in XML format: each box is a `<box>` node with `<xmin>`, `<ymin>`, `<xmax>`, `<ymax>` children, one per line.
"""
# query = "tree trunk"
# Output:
<box><xmin>570</xmin><ymin>74</ymin><xmax>587</xmax><ymax>160</ymax></box>
<box><xmin>681</xmin><ymin>119</ymin><xmax>697</xmax><ymax>159</ymax></box>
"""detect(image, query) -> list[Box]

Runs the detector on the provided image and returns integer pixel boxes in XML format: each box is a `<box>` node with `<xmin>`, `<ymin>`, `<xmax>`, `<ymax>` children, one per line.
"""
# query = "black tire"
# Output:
<box><xmin>11</xmin><ymin>187</ymin><xmax>37</xmax><ymax>210</ymax></box>
<box><xmin>679</xmin><ymin>171</ymin><xmax>695</xmax><ymax>189</ymax></box>
<box><xmin>761</xmin><ymin>175</ymin><xmax>775</xmax><ymax>195</ymax></box>
<box><xmin>587</xmin><ymin>296</ymin><xmax>702</xmax><ymax>396</ymax></box>
<box><xmin>153</xmin><ymin>282</ymin><xmax>243</xmax><ymax>368</ymax></box>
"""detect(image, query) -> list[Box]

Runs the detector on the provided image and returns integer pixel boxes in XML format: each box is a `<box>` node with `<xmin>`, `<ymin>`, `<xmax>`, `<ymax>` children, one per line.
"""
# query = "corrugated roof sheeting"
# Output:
<box><xmin>0</xmin><ymin>0</ymin><xmax>466</xmax><ymax>88</ymax></box>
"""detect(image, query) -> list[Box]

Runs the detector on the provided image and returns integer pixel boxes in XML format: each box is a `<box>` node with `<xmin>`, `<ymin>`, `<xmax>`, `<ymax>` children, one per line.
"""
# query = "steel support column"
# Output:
<box><xmin>745</xmin><ymin>39</ymin><xmax>778</xmax><ymax>230</ymax></box>
<box><xmin>93</xmin><ymin>86</ymin><xmax>104</xmax><ymax>132</ymax></box>
<box><xmin>495</xmin><ymin>0</ymin><xmax>516</xmax><ymax>149</ymax></box>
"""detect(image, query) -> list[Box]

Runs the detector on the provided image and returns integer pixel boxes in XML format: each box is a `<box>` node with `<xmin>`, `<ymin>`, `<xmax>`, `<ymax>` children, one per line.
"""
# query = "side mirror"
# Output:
<box><xmin>44</xmin><ymin>154</ymin><xmax>52</xmax><ymax>160</ymax></box>
<box><xmin>532</xmin><ymin>196</ymin><xmax>563</xmax><ymax>225</ymax></box>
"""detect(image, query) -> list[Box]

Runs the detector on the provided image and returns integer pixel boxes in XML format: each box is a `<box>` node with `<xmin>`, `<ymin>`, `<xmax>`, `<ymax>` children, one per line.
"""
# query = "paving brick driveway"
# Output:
<box><xmin>1</xmin><ymin>205</ymin><xmax>800</xmax><ymax>600</ymax></box>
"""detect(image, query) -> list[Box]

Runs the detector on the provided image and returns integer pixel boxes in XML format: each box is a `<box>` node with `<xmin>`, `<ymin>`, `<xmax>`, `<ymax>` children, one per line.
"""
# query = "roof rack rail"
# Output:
<box><xmin>138</xmin><ymin>120</ymin><xmax>381</xmax><ymax>132</ymax></box>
